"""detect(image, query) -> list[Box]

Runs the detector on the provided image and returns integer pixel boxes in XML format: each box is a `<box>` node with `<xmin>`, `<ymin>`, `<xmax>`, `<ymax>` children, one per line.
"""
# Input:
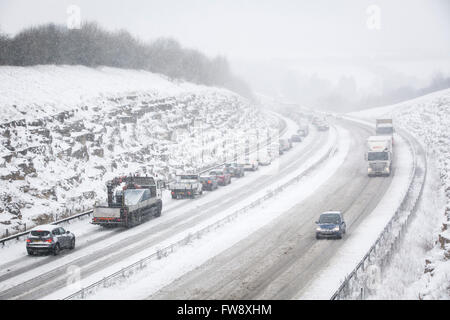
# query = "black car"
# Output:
<box><xmin>223</xmin><ymin>166</ymin><xmax>235</xmax><ymax>177</ymax></box>
<box><xmin>315</xmin><ymin>211</ymin><xmax>346</xmax><ymax>239</ymax></box>
<box><xmin>225</xmin><ymin>163</ymin><xmax>245</xmax><ymax>178</ymax></box>
<box><xmin>199</xmin><ymin>175</ymin><xmax>219</xmax><ymax>191</ymax></box>
<box><xmin>209</xmin><ymin>169</ymin><xmax>231</xmax><ymax>186</ymax></box>
<box><xmin>26</xmin><ymin>224</ymin><xmax>76</xmax><ymax>255</ymax></box>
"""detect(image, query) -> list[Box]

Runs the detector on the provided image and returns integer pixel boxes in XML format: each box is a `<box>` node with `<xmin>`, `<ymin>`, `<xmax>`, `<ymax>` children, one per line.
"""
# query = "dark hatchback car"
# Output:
<box><xmin>26</xmin><ymin>225</ymin><xmax>76</xmax><ymax>256</ymax></box>
<box><xmin>317</xmin><ymin>122</ymin><xmax>330</xmax><ymax>131</ymax></box>
<box><xmin>224</xmin><ymin>163</ymin><xmax>245</xmax><ymax>178</ymax></box>
<box><xmin>199</xmin><ymin>175</ymin><xmax>219</xmax><ymax>191</ymax></box>
<box><xmin>315</xmin><ymin>211</ymin><xmax>346</xmax><ymax>239</ymax></box>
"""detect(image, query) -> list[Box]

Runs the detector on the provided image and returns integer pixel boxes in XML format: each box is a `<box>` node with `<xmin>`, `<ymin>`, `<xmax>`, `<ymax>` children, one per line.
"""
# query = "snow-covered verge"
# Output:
<box><xmin>350</xmin><ymin>89</ymin><xmax>450</xmax><ymax>299</ymax></box>
<box><xmin>0</xmin><ymin>65</ymin><xmax>280</xmax><ymax>237</ymax></box>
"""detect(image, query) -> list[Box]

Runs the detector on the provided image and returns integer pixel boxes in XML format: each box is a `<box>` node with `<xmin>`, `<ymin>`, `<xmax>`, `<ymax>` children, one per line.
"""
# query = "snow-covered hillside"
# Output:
<box><xmin>0</xmin><ymin>66</ymin><xmax>279</xmax><ymax>237</ymax></box>
<box><xmin>351</xmin><ymin>88</ymin><xmax>450</xmax><ymax>299</ymax></box>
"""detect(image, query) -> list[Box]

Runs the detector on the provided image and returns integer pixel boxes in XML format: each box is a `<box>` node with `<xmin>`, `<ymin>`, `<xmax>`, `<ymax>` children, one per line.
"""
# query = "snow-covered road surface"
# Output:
<box><xmin>61</xmin><ymin>124</ymin><xmax>341</xmax><ymax>299</ymax></box>
<box><xmin>296</xmin><ymin>125</ymin><xmax>414</xmax><ymax>299</ymax></box>
<box><xmin>88</xmin><ymin>116</ymin><xmax>399</xmax><ymax>300</ymax></box>
<box><xmin>0</xmin><ymin>114</ymin><xmax>417</xmax><ymax>300</ymax></box>
<box><xmin>346</xmin><ymin>89</ymin><xmax>450</xmax><ymax>300</ymax></box>
<box><xmin>144</xmin><ymin>119</ymin><xmax>395</xmax><ymax>300</ymax></box>
<box><xmin>0</xmin><ymin>114</ymin><xmax>328</xmax><ymax>300</ymax></box>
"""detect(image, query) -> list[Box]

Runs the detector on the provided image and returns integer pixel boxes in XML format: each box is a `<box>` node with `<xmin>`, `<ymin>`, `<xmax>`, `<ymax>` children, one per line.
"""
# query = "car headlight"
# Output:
<box><xmin>333</xmin><ymin>226</ymin><xmax>340</xmax><ymax>231</ymax></box>
<box><xmin>316</xmin><ymin>227</ymin><xmax>322</xmax><ymax>232</ymax></box>
<box><xmin>368</xmin><ymin>168</ymin><xmax>372</xmax><ymax>173</ymax></box>
<box><xmin>385</xmin><ymin>167</ymin><xmax>390</xmax><ymax>172</ymax></box>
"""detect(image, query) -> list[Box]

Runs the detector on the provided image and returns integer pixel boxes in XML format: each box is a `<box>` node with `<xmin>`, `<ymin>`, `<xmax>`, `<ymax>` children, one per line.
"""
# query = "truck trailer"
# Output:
<box><xmin>376</xmin><ymin>119</ymin><xmax>394</xmax><ymax>136</ymax></box>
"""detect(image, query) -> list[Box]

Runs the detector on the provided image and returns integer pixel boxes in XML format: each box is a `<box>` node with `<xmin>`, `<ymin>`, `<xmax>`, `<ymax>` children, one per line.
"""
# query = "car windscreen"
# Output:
<box><xmin>319</xmin><ymin>214</ymin><xmax>341</xmax><ymax>224</ymax></box>
<box><xmin>124</xmin><ymin>189</ymin><xmax>145</xmax><ymax>206</ymax></box>
<box><xmin>178</xmin><ymin>175</ymin><xmax>198</xmax><ymax>180</ymax></box>
<box><xmin>376</xmin><ymin>127</ymin><xmax>393</xmax><ymax>135</ymax></box>
<box><xmin>368</xmin><ymin>152</ymin><xmax>389</xmax><ymax>161</ymax></box>
<box><xmin>30</xmin><ymin>230</ymin><xmax>51</xmax><ymax>237</ymax></box>
<box><xmin>209</xmin><ymin>171</ymin><xmax>222</xmax><ymax>175</ymax></box>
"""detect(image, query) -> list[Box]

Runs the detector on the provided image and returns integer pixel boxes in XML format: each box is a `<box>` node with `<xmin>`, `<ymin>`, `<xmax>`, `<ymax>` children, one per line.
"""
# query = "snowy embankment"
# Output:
<box><xmin>348</xmin><ymin>89</ymin><xmax>450</xmax><ymax>299</ymax></box>
<box><xmin>0</xmin><ymin>65</ymin><xmax>198</xmax><ymax>122</ymax></box>
<box><xmin>0</xmin><ymin>65</ymin><xmax>279</xmax><ymax>237</ymax></box>
<box><xmin>47</xmin><ymin>125</ymin><xmax>349</xmax><ymax>300</ymax></box>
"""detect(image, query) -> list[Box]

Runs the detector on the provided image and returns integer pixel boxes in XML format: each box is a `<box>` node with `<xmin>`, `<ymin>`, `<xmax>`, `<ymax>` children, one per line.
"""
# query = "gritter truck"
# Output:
<box><xmin>365</xmin><ymin>136</ymin><xmax>393</xmax><ymax>177</ymax></box>
<box><xmin>92</xmin><ymin>176</ymin><xmax>163</xmax><ymax>228</ymax></box>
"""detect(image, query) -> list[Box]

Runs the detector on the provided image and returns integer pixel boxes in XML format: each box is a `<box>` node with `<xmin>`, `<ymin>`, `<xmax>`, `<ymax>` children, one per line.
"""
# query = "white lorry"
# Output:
<box><xmin>376</xmin><ymin>119</ymin><xmax>394</xmax><ymax>136</ymax></box>
<box><xmin>365</xmin><ymin>136</ymin><xmax>393</xmax><ymax>177</ymax></box>
<box><xmin>168</xmin><ymin>174</ymin><xmax>203</xmax><ymax>199</ymax></box>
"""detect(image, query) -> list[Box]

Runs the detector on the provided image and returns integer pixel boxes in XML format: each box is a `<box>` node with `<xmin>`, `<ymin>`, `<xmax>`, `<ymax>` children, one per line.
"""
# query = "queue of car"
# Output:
<box><xmin>23</xmin><ymin>119</ymin><xmax>343</xmax><ymax>259</ymax></box>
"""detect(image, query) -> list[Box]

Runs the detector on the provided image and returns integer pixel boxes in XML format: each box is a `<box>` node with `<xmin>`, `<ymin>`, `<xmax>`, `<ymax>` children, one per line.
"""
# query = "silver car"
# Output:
<box><xmin>26</xmin><ymin>224</ymin><xmax>76</xmax><ymax>256</ymax></box>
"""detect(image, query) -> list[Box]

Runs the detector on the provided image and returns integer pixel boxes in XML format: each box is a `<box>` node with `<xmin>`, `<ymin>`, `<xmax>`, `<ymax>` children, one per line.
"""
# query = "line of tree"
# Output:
<box><xmin>280</xmin><ymin>71</ymin><xmax>450</xmax><ymax>113</ymax></box>
<box><xmin>0</xmin><ymin>22</ymin><xmax>252</xmax><ymax>98</ymax></box>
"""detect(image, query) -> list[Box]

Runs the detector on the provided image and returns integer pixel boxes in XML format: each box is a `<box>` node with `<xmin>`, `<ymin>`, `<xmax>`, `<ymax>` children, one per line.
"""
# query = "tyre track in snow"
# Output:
<box><xmin>148</xmin><ymin>119</ymin><xmax>397</xmax><ymax>300</ymax></box>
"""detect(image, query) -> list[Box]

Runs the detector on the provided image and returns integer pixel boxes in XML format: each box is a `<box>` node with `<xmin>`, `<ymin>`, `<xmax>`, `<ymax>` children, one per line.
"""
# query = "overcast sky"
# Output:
<box><xmin>1</xmin><ymin>0</ymin><xmax>449</xmax><ymax>61</ymax></box>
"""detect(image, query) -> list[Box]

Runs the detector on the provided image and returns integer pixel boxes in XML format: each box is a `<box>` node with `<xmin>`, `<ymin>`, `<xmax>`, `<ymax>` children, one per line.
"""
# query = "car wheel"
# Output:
<box><xmin>27</xmin><ymin>249</ymin><xmax>34</xmax><ymax>256</ymax></box>
<box><xmin>315</xmin><ymin>234</ymin><xmax>320</xmax><ymax>240</ymax></box>
<box><xmin>69</xmin><ymin>238</ymin><xmax>76</xmax><ymax>250</ymax></box>
<box><xmin>53</xmin><ymin>244</ymin><xmax>61</xmax><ymax>256</ymax></box>
<box><xmin>155</xmin><ymin>205</ymin><xmax>162</xmax><ymax>217</ymax></box>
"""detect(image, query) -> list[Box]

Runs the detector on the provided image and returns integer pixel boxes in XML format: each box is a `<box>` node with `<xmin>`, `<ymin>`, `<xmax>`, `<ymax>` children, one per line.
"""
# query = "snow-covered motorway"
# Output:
<box><xmin>0</xmin><ymin>114</ymin><xmax>413</xmax><ymax>300</ymax></box>
<box><xmin>0</xmin><ymin>114</ymin><xmax>323</xmax><ymax>300</ymax></box>
<box><xmin>145</xmin><ymin>119</ymin><xmax>397</xmax><ymax>300</ymax></box>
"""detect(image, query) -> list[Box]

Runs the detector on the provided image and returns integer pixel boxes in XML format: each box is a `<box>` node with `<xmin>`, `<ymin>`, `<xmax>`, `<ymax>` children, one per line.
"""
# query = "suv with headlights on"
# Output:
<box><xmin>315</xmin><ymin>211</ymin><xmax>346</xmax><ymax>239</ymax></box>
<box><xmin>26</xmin><ymin>225</ymin><xmax>76</xmax><ymax>256</ymax></box>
